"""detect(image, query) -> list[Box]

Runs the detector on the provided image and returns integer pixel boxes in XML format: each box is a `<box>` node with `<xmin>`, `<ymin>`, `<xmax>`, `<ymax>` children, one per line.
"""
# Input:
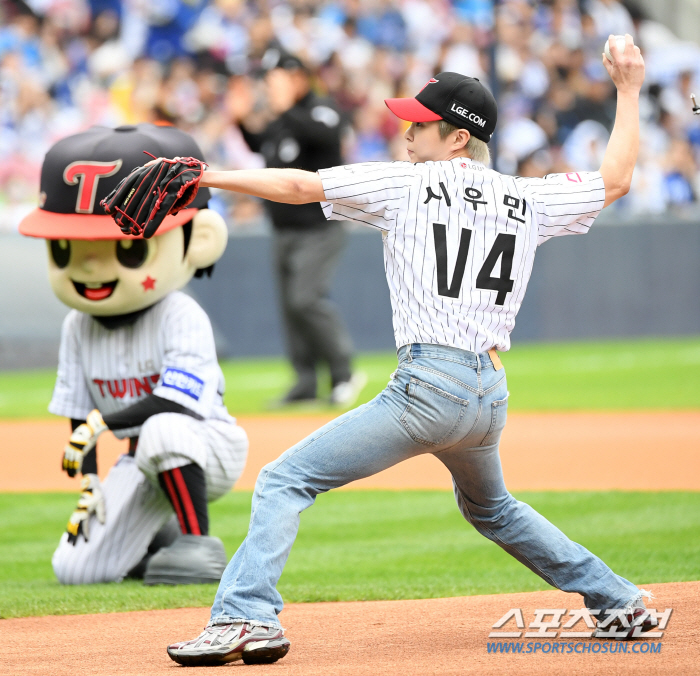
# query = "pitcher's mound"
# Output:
<box><xmin>4</xmin><ymin>581</ymin><xmax>696</xmax><ymax>675</ymax></box>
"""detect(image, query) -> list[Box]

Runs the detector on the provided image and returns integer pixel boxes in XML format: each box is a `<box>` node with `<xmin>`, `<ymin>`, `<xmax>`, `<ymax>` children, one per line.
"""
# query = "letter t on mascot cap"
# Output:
<box><xmin>19</xmin><ymin>124</ymin><xmax>227</xmax><ymax>317</ymax></box>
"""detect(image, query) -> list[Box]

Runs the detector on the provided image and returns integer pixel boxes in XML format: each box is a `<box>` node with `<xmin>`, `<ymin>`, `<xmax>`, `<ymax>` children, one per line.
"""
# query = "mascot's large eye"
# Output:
<box><xmin>116</xmin><ymin>239</ymin><xmax>148</xmax><ymax>268</ymax></box>
<box><xmin>50</xmin><ymin>239</ymin><xmax>70</xmax><ymax>268</ymax></box>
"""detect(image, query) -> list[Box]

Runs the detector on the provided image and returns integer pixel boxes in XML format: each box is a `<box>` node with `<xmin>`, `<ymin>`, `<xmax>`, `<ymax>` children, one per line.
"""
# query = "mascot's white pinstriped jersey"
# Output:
<box><xmin>52</xmin><ymin>291</ymin><xmax>231</xmax><ymax>436</ymax></box>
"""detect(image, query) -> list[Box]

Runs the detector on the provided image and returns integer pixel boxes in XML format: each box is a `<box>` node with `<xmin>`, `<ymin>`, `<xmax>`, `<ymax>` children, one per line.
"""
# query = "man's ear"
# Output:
<box><xmin>185</xmin><ymin>209</ymin><xmax>228</xmax><ymax>269</ymax></box>
<box><xmin>454</xmin><ymin>128</ymin><xmax>471</xmax><ymax>152</ymax></box>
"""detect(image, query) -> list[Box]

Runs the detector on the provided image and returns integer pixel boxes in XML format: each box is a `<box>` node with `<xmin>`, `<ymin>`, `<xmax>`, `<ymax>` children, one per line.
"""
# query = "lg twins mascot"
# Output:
<box><xmin>19</xmin><ymin>124</ymin><xmax>248</xmax><ymax>585</ymax></box>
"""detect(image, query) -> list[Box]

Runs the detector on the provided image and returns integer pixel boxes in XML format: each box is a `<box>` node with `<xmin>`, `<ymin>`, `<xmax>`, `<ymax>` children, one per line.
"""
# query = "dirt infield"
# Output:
<box><xmin>2</xmin><ymin>414</ymin><xmax>698</xmax><ymax>674</ymax></box>
<box><xmin>4</xmin><ymin>581</ymin><xmax>696</xmax><ymax>675</ymax></box>
<box><xmin>3</xmin><ymin>410</ymin><xmax>699</xmax><ymax>492</ymax></box>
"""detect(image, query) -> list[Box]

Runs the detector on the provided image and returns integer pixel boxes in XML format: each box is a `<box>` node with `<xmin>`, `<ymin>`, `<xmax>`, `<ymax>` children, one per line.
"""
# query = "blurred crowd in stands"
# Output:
<box><xmin>2</xmin><ymin>0</ymin><xmax>700</xmax><ymax>233</ymax></box>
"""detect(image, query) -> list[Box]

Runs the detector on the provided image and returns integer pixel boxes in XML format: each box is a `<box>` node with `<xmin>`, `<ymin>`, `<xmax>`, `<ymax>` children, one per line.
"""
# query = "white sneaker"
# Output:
<box><xmin>167</xmin><ymin>622</ymin><xmax>290</xmax><ymax>666</ymax></box>
<box><xmin>330</xmin><ymin>371</ymin><xmax>368</xmax><ymax>408</ymax></box>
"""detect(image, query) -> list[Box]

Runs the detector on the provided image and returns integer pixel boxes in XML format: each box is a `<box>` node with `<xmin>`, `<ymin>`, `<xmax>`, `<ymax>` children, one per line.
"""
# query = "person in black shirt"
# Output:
<box><xmin>236</xmin><ymin>49</ymin><xmax>364</xmax><ymax>407</ymax></box>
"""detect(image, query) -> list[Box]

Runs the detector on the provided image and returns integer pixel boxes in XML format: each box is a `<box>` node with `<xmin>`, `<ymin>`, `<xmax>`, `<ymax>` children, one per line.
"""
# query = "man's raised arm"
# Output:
<box><xmin>200</xmin><ymin>168</ymin><xmax>325</xmax><ymax>204</ymax></box>
<box><xmin>599</xmin><ymin>34</ymin><xmax>646</xmax><ymax>207</ymax></box>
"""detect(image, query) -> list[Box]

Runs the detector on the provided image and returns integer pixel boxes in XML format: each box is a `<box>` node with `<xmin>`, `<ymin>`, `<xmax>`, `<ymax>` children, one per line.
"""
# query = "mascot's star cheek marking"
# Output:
<box><xmin>142</xmin><ymin>275</ymin><xmax>157</xmax><ymax>291</ymax></box>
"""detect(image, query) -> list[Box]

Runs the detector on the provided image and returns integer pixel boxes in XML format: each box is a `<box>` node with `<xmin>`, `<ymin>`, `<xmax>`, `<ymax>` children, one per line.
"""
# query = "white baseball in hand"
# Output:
<box><xmin>604</xmin><ymin>35</ymin><xmax>628</xmax><ymax>63</ymax></box>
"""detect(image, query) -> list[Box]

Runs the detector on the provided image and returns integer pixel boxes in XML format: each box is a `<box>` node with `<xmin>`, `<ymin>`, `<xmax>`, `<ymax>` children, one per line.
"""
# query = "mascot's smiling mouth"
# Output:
<box><xmin>72</xmin><ymin>280</ymin><xmax>118</xmax><ymax>301</ymax></box>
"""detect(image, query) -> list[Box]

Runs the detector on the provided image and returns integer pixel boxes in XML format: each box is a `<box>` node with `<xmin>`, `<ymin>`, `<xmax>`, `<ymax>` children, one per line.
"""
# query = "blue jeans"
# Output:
<box><xmin>211</xmin><ymin>343</ymin><xmax>640</xmax><ymax>627</ymax></box>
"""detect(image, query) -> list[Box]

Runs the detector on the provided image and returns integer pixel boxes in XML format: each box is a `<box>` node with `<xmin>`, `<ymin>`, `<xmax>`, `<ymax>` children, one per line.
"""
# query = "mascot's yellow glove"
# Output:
<box><xmin>62</xmin><ymin>409</ymin><xmax>108</xmax><ymax>477</ymax></box>
<box><xmin>66</xmin><ymin>473</ymin><xmax>106</xmax><ymax>545</ymax></box>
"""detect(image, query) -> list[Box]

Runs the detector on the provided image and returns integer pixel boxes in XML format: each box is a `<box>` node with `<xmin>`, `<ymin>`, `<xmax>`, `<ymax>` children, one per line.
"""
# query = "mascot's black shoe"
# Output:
<box><xmin>144</xmin><ymin>534</ymin><xmax>227</xmax><ymax>585</ymax></box>
<box><xmin>126</xmin><ymin>516</ymin><xmax>180</xmax><ymax>579</ymax></box>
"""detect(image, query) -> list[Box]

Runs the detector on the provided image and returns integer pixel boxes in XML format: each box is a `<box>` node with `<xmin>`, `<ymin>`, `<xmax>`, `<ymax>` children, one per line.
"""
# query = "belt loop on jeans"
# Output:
<box><xmin>476</xmin><ymin>352</ymin><xmax>481</xmax><ymax>374</ymax></box>
<box><xmin>407</xmin><ymin>344</ymin><xmax>412</xmax><ymax>362</ymax></box>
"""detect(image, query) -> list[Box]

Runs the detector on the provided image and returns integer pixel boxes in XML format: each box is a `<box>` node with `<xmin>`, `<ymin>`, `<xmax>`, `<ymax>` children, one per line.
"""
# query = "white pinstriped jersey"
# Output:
<box><xmin>320</xmin><ymin>158</ymin><xmax>605</xmax><ymax>352</ymax></box>
<box><xmin>49</xmin><ymin>291</ymin><xmax>232</xmax><ymax>438</ymax></box>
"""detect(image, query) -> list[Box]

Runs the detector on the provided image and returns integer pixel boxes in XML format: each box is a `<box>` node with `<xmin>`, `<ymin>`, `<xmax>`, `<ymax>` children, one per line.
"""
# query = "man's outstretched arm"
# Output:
<box><xmin>599</xmin><ymin>34</ymin><xmax>646</xmax><ymax>207</ymax></box>
<box><xmin>200</xmin><ymin>168</ymin><xmax>325</xmax><ymax>204</ymax></box>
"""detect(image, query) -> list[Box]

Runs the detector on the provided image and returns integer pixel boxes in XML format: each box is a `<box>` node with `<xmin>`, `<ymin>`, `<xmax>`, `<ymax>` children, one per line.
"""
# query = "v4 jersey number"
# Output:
<box><xmin>433</xmin><ymin>223</ymin><xmax>516</xmax><ymax>305</ymax></box>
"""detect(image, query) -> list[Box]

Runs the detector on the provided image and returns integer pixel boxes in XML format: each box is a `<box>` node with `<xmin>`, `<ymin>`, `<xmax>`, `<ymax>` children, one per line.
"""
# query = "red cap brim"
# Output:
<box><xmin>19</xmin><ymin>208</ymin><xmax>198</xmax><ymax>240</ymax></box>
<box><xmin>384</xmin><ymin>97</ymin><xmax>442</xmax><ymax>122</ymax></box>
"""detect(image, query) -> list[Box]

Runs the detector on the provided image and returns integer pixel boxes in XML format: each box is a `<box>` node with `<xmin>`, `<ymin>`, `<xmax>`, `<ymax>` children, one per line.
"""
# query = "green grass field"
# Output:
<box><xmin>1</xmin><ymin>490</ymin><xmax>699</xmax><ymax>619</ymax></box>
<box><xmin>1</xmin><ymin>336</ymin><xmax>698</xmax><ymax>619</ymax></box>
<box><xmin>1</xmin><ymin>336</ymin><xmax>699</xmax><ymax>418</ymax></box>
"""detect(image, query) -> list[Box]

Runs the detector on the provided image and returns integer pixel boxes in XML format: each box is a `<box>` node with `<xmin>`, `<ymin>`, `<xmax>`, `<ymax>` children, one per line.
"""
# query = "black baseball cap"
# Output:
<box><xmin>261</xmin><ymin>47</ymin><xmax>308</xmax><ymax>73</ymax></box>
<box><xmin>19</xmin><ymin>123</ymin><xmax>210</xmax><ymax>240</ymax></box>
<box><xmin>385</xmin><ymin>72</ymin><xmax>497</xmax><ymax>143</ymax></box>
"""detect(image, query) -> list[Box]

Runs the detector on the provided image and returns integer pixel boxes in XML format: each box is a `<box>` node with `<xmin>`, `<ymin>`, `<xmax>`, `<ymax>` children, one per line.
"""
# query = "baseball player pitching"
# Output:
<box><xmin>113</xmin><ymin>35</ymin><xmax>653</xmax><ymax>665</ymax></box>
<box><xmin>19</xmin><ymin>124</ymin><xmax>248</xmax><ymax>586</ymax></box>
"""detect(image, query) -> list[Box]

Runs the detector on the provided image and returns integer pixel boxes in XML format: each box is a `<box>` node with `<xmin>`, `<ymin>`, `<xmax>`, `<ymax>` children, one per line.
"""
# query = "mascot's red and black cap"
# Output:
<box><xmin>385</xmin><ymin>72</ymin><xmax>497</xmax><ymax>143</ymax></box>
<box><xmin>19</xmin><ymin>123</ymin><xmax>211</xmax><ymax>240</ymax></box>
